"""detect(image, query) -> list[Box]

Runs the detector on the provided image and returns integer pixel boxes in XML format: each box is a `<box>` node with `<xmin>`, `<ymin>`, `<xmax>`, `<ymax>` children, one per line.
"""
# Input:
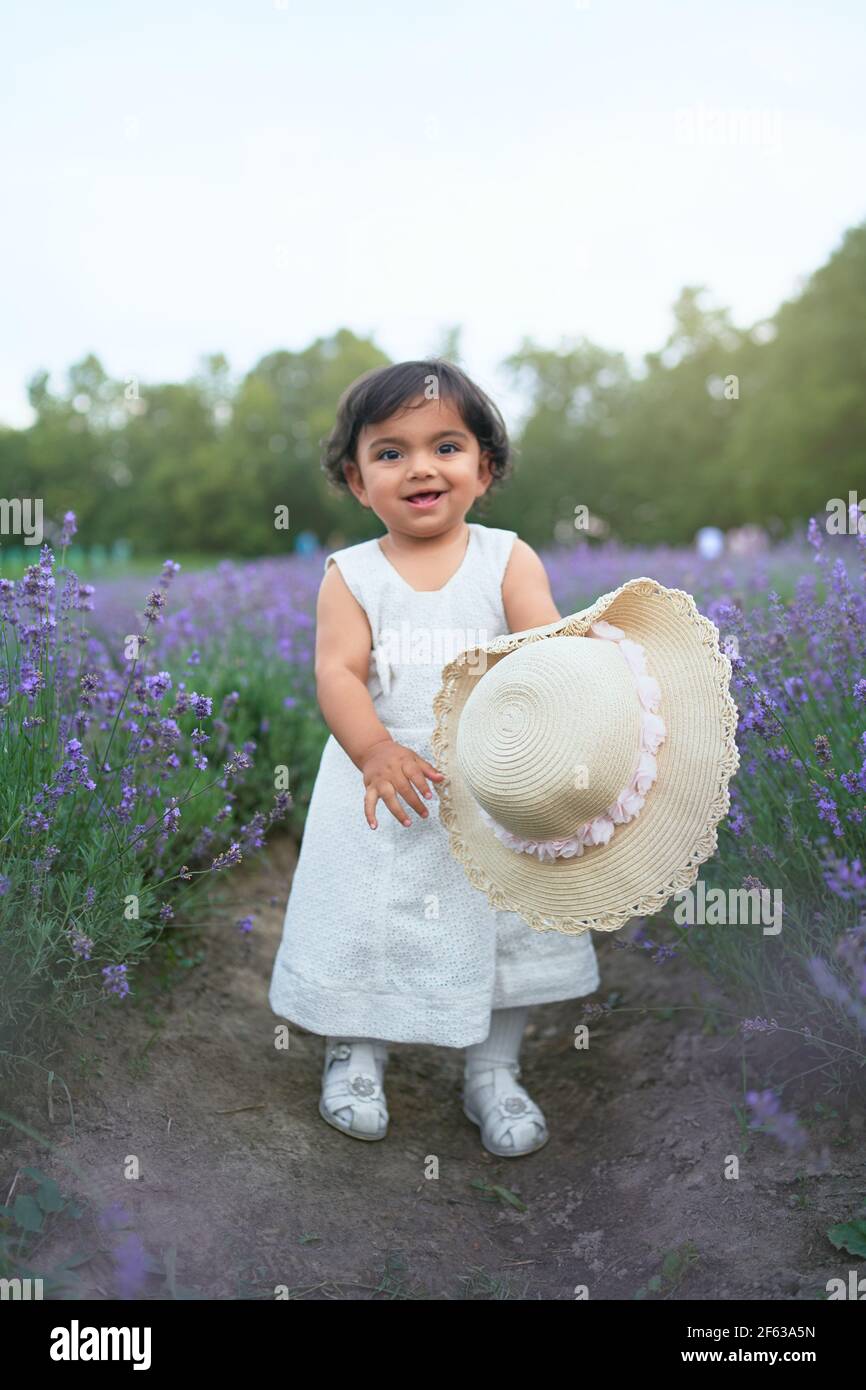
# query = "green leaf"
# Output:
<box><xmin>827</xmin><ymin>1220</ymin><xmax>866</xmax><ymax>1258</ymax></box>
<box><xmin>13</xmin><ymin>1194</ymin><xmax>44</xmax><ymax>1233</ymax></box>
<box><xmin>491</xmin><ymin>1185</ymin><xmax>528</xmax><ymax>1212</ymax></box>
<box><xmin>36</xmin><ymin>1178</ymin><xmax>64</xmax><ymax>1213</ymax></box>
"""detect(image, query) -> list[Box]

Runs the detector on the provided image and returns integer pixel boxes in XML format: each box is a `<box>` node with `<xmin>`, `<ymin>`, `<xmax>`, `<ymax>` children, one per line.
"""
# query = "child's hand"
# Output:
<box><xmin>360</xmin><ymin>739</ymin><xmax>446</xmax><ymax>830</ymax></box>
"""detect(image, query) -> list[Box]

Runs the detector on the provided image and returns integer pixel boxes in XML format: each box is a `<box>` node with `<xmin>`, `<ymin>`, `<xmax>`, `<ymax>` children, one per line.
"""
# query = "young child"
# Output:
<box><xmin>268</xmin><ymin>359</ymin><xmax>600</xmax><ymax>1157</ymax></box>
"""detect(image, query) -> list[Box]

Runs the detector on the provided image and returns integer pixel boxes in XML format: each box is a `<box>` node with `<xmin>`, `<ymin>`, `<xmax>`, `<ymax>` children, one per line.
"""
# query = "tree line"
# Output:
<box><xmin>2</xmin><ymin>222</ymin><xmax>864</xmax><ymax>554</ymax></box>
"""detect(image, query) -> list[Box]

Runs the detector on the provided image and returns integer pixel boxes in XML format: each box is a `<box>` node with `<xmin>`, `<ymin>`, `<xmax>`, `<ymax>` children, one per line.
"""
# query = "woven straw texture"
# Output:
<box><xmin>431</xmin><ymin>577</ymin><xmax>740</xmax><ymax>936</ymax></box>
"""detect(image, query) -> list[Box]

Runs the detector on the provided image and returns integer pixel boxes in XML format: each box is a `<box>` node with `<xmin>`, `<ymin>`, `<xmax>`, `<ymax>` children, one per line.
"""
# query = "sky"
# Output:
<box><xmin>1</xmin><ymin>0</ymin><xmax>864</xmax><ymax>431</ymax></box>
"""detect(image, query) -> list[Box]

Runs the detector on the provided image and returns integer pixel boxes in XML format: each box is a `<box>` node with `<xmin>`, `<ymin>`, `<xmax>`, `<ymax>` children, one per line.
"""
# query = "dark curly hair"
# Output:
<box><xmin>320</xmin><ymin>359</ymin><xmax>513</xmax><ymax>513</ymax></box>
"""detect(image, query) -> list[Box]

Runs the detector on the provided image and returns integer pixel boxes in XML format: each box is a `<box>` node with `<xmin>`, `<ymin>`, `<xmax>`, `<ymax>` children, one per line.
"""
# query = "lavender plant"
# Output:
<box><xmin>672</xmin><ymin>515</ymin><xmax>866</xmax><ymax>1071</ymax></box>
<box><xmin>0</xmin><ymin>514</ymin><xmax>290</xmax><ymax>1071</ymax></box>
<box><xmin>88</xmin><ymin>552</ymin><xmax>323</xmax><ymax>837</ymax></box>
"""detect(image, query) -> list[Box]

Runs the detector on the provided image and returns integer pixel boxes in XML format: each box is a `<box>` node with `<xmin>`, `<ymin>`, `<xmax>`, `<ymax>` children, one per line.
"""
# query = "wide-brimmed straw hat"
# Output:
<box><xmin>430</xmin><ymin>577</ymin><xmax>739</xmax><ymax>936</ymax></box>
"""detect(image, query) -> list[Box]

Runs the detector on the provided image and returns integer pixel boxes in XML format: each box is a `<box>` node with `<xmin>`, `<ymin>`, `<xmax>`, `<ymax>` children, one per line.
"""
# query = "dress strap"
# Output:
<box><xmin>323</xmin><ymin>542</ymin><xmax>377</xmax><ymax>612</ymax></box>
<box><xmin>470</xmin><ymin>525</ymin><xmax>518</xmax><ymax>588</ymax></box>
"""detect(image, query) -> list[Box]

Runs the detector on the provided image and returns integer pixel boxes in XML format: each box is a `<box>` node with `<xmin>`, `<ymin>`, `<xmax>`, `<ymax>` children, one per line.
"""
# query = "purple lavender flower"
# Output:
<box><xmin>69</xmin><ymin>926</ymin><xmax>94</xmax><ymax>959</ymax></box>
<box><xmin>810</xmin><ymin>782</ymin><xmax>844</xmax><ymax>837</ymax></box>
<box><xmin>806</xmin><ymin>957</ymin><xmax>865</xmax><ymax>1032</ymax></box>
<box><xmin>222</xmin><ymin>750</ymin><xmax>252</xmax><ymax>779</ymax></box>
<box><xmin>269</xmin><ymin>792</ymin><xmax>292</xmax><ymax>823</ymax></box>
<box><xmin>143</xmin><ymin>589</ymin><xmax>167</xmax><ymax>622</ymax></box>
<box><xmin>727</xmin><ymin>809</ymin><xmax>748</xmax><ymax>837</ymax></box>
<box><xmin>822</xmin><ymin>854</ymin><xmax>866</xmax><ymax>902</ymax></box>
<box><xmin>113</xmin><ymin>1231</ymin><xmax>150</xmax><ymax>1299</ymax></box>
<box><xmin>236</xmin><ymin>915</ymin><xmax>254</xmax><ymax>934</ymax></box>
<box><xmin>650</xmin><ymin>943</ymin><xmax>678</xmax><ymax>963</ymax></box>
<box><xmin>582</xmin><ymin>1001</ymin><xmax>613</xmax><ymax>1017</ymax></box>
<box><xmin>745</xmin><ymin>1089</ymin><xmax>807</xmax><ymax>1151</ymax></box>
<box><xmin>239</xmin><ymin>812</ymin><xmax>267</xmax><ymax>852</ymax></box>
<box><xmin>102</xmin><ymin>964</ymin><xmax>131</xmax><ymax>999</ymax></box>
<box><xmin>144</xmin><ymin>671</ymin><xmax>173</xmax><ymax>700</ymax></box>
<box><xmin>813</xmin><ymin>734</ymin><xmax>832</xmax><ymax>765</ymax></box>
<box><xmin>211</xmin><ymin>842</ymin><xmax>243</xmax><ymax>870</ymax></box>
<box><xmin>783</xmin><ymin>675</ymin><xmax>808</xmax><ymax>704</ymax></box>
<box><xmin>97</xmin><ymin>1202</ymin><xmax>133</xmax><ymax>1234</ymax></box>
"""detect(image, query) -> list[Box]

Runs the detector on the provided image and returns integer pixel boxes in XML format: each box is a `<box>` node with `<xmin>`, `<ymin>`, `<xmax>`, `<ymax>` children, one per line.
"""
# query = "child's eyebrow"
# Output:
<box><xmin>365</xmin><ymin>429</ymin><xmax>469</xmax><ymax>452</ymax></box>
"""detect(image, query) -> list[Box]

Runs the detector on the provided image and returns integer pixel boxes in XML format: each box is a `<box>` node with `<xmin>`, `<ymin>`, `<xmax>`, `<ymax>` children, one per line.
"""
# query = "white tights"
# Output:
<box><xmin>326</xmin><ymin>1006</ymin><xmax>529</xmax><ymax>1078</ymax></box>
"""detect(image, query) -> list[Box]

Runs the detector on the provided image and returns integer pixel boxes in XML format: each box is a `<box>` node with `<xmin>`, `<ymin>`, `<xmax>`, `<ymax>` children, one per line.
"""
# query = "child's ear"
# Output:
<box><xmin>343</xmin><ymin>459</ymin><xmax>370</xmax><ymax>506</ymax></box>
<box><xmin>476</xmin><ymin>452</ymin><xmax>495</xmax><ymax>491</ymax></box>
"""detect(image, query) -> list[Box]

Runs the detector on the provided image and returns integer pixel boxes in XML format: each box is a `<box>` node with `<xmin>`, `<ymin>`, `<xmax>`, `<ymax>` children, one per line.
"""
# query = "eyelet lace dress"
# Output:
<box><xmin>268</xmin><ymin>522</ymin><xmax>600</xmax><ymax>1047</ymax></box>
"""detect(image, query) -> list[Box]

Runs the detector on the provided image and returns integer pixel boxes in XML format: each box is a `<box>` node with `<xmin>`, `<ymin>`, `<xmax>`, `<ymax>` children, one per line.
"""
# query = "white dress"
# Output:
<box><xmin>268</xmin><ymin>521</ymin><xmax>600</xmax><ymax>1048</ymax></box>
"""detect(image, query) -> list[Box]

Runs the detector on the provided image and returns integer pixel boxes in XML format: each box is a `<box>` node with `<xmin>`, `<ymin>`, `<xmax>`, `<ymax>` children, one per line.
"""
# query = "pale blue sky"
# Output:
<box><xmin>1</xmin><ymin>0</ymin><xmax>863</xmax><ymax>429</ymax></box>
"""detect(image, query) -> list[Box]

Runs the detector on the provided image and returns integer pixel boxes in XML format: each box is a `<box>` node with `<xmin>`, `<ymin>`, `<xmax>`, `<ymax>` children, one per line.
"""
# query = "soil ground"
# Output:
<box><xmin>3</xmin><ymin>835</ymin><xmax>865</xmax><ymax>1301</ymax></box>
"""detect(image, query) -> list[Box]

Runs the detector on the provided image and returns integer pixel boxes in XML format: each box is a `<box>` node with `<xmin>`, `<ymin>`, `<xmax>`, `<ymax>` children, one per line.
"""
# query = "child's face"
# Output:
<box><xmin>345</xmin><ymin>395</ymin><xmax>493</xmax><ymax>535</ymax></box>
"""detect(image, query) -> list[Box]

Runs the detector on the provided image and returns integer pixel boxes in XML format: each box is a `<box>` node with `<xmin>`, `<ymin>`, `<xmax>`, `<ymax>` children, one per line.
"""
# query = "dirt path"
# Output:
<box><xmin>3</xmin><ymin>835</ymin><xmax>863</xmax><ymax>1301</ymax></box>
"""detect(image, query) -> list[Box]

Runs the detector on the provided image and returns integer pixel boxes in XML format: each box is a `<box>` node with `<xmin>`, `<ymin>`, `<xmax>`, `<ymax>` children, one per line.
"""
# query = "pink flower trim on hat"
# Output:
<box><xmin>476</xmin><ymin>620</ymin><xmax>666</xmax><ymax>862</ymax></box>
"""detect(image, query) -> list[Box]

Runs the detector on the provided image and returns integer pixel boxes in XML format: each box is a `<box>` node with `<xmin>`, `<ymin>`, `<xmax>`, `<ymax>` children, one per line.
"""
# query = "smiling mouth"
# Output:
<box><xmin>405</xmin><ymin>491</ymin><xmax>446</xmax><ymax>507</ymax></box>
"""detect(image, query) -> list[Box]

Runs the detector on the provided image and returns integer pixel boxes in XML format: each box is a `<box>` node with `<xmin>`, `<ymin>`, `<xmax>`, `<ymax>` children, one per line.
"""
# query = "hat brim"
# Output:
<box><xmin>430</xmin><ymin>577</ymin><xmax>740</xmax><ymax>935</ymax></box>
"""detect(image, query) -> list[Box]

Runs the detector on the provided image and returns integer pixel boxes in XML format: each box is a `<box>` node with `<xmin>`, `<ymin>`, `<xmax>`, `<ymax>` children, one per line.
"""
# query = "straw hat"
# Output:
<box><xmin>430</xmin><ymin>577</ymin><xmax>740</xmax><ymax>936</ymax></box>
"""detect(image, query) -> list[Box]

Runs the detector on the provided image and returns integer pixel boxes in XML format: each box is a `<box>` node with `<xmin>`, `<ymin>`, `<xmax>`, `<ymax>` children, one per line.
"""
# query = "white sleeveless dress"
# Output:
<box><xmin>268</xmin><ymin>522</ymin><xmax>600</xmax><ymax>1048</ymax></box>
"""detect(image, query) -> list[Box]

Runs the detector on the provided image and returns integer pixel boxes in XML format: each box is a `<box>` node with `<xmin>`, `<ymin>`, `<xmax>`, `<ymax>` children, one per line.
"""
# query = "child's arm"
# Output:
<box><xmin>502</xmin><ymin>538</ymin><xmax>562</xmax><ymax>632</ymax></box>
<box><xmin>315</xmin><ymin>563</ymin><xmax>445</xmax><ymax>829</ymax></box>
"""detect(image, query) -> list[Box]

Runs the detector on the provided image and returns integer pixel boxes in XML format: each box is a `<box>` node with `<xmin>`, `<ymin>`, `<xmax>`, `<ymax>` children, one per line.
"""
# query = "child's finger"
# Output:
<box><xmin>396</xmin><ymin>776</ymin><xmax>428</xmax><ymax>820</ymax></box>
<box><xmin>406</xmin><ymin>768</ymin><xmax>435</xmax><ymax>801</ymax></box>
<box><xmin>364</xmin><ymin>784</ymin><xmax>380</xmax><ymax>828</ymax></box>
<box><xmin>380</xmin><ymin>782</ymin><xmax>413</xmax><ymax>827</ymax></box>
<box><xmin>420</xmin><ymin>760</ymin><xmax>446</xmax><ymax>781</ymax></box>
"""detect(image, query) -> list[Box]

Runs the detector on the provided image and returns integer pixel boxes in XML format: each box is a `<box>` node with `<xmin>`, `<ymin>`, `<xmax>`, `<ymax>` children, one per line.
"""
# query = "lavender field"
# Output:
<box><xmin>2</xmin><ymin>512</ymin><xmax>866</xmax><ymax>1298</ymax></box>
<box><xmin>2</xmin><ymin>514</ymin><xmax>866</xmax><ymax>1076</ymax></box>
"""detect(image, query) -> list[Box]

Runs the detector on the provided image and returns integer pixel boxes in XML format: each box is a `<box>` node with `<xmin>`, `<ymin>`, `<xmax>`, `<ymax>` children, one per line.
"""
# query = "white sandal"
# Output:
<box><xmin>319</xmin><ymin>1039</ymin><xmax>390</xmax><ymax>1141</ymax></box>
<box><xmin>462</xmin><ymin>1062</ymin><xmax>549</xmax><ymax>1157</ymax></box>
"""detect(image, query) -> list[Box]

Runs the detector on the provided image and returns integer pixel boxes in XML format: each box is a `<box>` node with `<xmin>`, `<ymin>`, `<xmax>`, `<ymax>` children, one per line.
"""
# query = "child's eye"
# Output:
<box><xmin>375</xmin><ymin>442</ymin><xmax>462</xmax><ymax>461</ymax></box>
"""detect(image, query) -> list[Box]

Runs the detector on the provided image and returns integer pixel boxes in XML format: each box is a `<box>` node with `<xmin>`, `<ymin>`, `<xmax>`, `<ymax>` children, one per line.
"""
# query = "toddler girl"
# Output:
<box><xmin>268</xmin><ymin>359</ymin><xmax>600</xmax><ymax>1157</ymax></box>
